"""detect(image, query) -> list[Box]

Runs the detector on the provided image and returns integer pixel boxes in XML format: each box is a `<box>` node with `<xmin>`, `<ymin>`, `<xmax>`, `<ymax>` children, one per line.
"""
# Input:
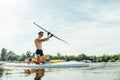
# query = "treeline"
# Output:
<box><xmin>0</xmin><ymin>48</ymin><xmax>35</xmax><ymax>62</ymax></box>
<box><xmin>0</xmin><ymin>48</ymin><xmax>120</xmax><ymax>62</ymax></box>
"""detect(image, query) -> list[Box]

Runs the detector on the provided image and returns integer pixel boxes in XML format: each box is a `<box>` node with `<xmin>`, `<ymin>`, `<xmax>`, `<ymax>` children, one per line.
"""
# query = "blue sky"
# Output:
<box><xmin>0</xmin><ymin>0</ymin><xmax>120</xmax><ymax>56</ymax></box>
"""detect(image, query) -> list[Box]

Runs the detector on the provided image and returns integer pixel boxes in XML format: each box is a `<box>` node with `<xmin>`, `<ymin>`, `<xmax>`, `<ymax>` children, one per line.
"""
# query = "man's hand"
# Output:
<box><xmin>47</xmin><ymin>32</ymin><xmax>51</xmax><ymax>36</ymax></box>
<box><xmin>47</xmin><ymin>32</ymin><xmax>53</xmax><ymax>38</ymax></box>
<box><xmin>50</xmin><ymin>34</ymin><xmax>53</xmax><ymax>37</ymax></box>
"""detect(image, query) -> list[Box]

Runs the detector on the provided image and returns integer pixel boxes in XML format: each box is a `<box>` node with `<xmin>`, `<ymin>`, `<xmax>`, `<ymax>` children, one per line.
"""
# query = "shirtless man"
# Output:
<box><xmin>28</xmin><ymin>31</ymin><xmax>52</xmax><ymax>64</ymax></box>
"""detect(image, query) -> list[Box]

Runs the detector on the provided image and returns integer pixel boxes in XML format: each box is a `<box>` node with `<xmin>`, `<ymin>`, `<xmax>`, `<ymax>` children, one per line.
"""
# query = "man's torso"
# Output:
<box><xmin>35</xmin><ymin>38</ymin><xmax>42</xmax><ymax>50</ymax></box>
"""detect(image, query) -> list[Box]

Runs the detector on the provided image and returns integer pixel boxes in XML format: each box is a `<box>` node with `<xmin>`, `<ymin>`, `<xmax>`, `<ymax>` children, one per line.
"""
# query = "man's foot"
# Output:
<box><xmin>27</xmin><ymin>59</ymin><xmax>31</xmax><ymax>64</ymax></box>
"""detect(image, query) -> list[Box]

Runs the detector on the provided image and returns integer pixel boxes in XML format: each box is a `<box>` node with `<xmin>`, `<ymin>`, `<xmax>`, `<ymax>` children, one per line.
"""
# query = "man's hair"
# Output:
<box><xmin>38</xmin><ymin>31</ymin><xmax>44</xmax><ymax>35</ymax></box>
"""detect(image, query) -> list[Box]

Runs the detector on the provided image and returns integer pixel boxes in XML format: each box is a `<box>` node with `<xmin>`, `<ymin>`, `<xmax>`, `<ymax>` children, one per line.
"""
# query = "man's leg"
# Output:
<box><xmin>27</xmin><ymin>58</ymin><xmax>37</xmax><ymax>64</ymax></box>
<box><xmin>31</xmin><ymin>58</ymin><xmax>37</xmax><ymax>64</ymax></box>
<box><xmin>36</xmin><ymin>55</ymin><xmax>41</xmax><ymax>64</ymax></box>
<box><xmin>40</xmin><ymin>56</ymin><xmax>46</xmax><ymax>63</ymax></box>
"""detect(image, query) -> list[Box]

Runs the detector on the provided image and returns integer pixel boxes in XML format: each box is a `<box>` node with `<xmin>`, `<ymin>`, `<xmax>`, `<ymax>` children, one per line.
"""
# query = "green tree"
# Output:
<box><xmin>45</xmin><ymin>54</ymin><xmax>53</xmax><ymax>61</ymax></box>
<box><xmin>0</xmin><ymin>68</ymin><xmax>4</xmax><ymax>77</ymax></box>
<box><xmin>64</xmin><ymin>55</ymin><xmax>70</xmax><ymax>61</ymax></box>
<box><xmin>5</xmin><ymin>51</ymin><xmax>19</xmax><ymax>61</ymax></box>
<box><xmin>78</xmin><ymin>54</ymin><xmax>87</xmax><ymax>61</ymax></box>
<box><xmin>18</xmin><ymin>54</ymin><xmax>27</xmax><ymax>61</ymax></box>
<box><xmin>26</xmin><ymin>51</ymin><xmax>35</xmax><ymax>58</ymax></box>
<box><xmin>57</xmin><ymin>53</ymin><xmax>61</xmax><ymax>59</ymax></box>
<box><xmin>1</xmin><ymin>48</ymin><xmax>7</xmax><ymax>61</ymax></box>
<box><xmin>89</xmin><ymin>55</ymin><xmax>96</xmax><ymax>62</ymax></box>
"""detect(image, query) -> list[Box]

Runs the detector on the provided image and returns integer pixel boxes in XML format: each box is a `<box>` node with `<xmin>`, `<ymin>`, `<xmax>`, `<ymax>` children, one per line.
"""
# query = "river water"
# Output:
<box><xmin>0</xmin><ymin>62</ymin><xmax>120</xmax><ymax>80</ymax></box>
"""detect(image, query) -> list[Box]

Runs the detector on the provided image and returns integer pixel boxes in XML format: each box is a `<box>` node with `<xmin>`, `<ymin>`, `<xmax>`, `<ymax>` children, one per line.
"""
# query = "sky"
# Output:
<box><xmin>0</xmin><ymin>0</ymin><xmax>120</xmax><ymax>56</ymax></box>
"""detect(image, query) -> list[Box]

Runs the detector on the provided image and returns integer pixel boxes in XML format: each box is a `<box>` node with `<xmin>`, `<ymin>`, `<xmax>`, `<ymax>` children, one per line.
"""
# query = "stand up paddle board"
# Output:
<box><xmin>4</xmin><ymin>62</ymin><xmax>89</xmax><ymax>69</ymax></box>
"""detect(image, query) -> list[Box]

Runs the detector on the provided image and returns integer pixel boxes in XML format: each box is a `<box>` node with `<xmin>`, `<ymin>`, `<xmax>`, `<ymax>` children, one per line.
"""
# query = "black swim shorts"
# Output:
<box><xmin>36</xmin><ymin>49</ymin><xmax>44</xmax><ymax>56</ymax></box>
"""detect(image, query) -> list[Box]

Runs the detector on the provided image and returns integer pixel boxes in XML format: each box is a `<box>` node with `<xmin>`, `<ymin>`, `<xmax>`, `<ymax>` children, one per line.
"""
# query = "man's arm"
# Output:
<box><xmin>40</xmin><ymin>33</ymin><xmax>53</xmax><ymax>42</ymax></box>
<box><xmin>40</xmin><ymin>36</ymin><xmax>50</xmax><ymax>42</ymax></box>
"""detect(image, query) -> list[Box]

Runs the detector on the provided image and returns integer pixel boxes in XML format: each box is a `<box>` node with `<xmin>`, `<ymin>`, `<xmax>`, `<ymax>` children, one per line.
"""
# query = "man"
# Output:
<box><xmin>28</xmin><ymin>31</ymin><xmax>52</xmax><ymax>64</ymax></box>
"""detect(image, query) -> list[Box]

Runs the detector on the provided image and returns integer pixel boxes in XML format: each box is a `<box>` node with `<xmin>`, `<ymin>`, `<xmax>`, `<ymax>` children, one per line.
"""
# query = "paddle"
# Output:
<box><xmin>33</xmin><ymin>22</ymin><xmax>69</xmax><ymax>45</ymax></box>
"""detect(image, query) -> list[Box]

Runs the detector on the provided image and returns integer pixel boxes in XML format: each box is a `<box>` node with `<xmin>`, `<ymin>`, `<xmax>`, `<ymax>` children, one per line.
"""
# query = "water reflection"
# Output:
<box><xmin>2</xmin><ymin>62</ymin><xmax>120</xmax><ymax>80</ymax></box>
<box><xmin>0</xmin><ymin>68</ymin><xmax>4</xmax><ymax>78</ymax></box>
<box><xmin>25</xmin><ymin>69</ymin><xmax>45</xmax><ymax>80</ymax></box>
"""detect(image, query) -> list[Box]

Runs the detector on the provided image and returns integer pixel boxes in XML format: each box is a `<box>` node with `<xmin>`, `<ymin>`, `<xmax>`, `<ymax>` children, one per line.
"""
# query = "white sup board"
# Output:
<box><xmin>4</xmin><ymin>62</ymin><xmax>89</xmax><ymax>69</ymax></box>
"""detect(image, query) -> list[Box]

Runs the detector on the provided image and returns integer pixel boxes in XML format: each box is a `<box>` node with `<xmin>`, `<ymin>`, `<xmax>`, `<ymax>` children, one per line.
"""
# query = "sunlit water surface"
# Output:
<box><xmin>0</xmin><ymin>62</ymin><xmax>120</xmax><ymax>80</ymax></box>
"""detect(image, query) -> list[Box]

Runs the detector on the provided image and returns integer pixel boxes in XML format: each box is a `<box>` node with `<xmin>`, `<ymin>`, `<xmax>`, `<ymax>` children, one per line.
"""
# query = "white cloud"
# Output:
<box><xmin>0</xmin><ymin>0</ymin><xmax>120</xmax><ymax>55</ymax></box>
<box><xmin>73</xmin><ymin>0</ymin><xmax>120</xmax><ymax>23</ymax></box>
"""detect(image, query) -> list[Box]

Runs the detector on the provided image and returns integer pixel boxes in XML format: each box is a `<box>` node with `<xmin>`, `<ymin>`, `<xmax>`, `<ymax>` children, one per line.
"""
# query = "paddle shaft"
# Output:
<box><xmin>33</xmin><ymin>22</ymin><xmax>69</xmax><ymax>45</ymax></box>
